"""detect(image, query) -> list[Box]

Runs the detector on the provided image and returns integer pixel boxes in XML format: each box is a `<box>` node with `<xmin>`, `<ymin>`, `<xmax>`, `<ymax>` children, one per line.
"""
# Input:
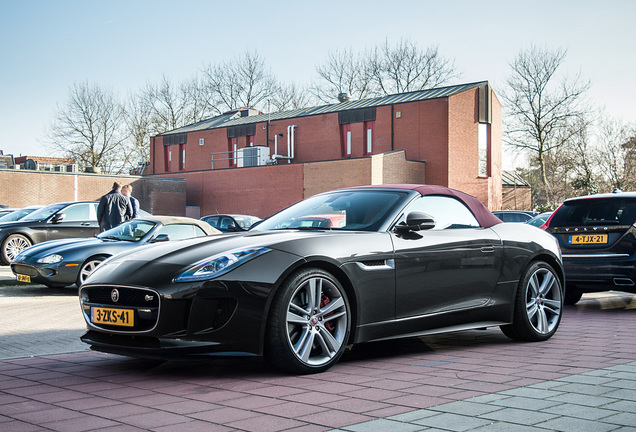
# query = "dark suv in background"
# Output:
<box><xmin>543</xmin><ymin>191</ymin><xmax>636</xmax><ymax>304</ymax></box>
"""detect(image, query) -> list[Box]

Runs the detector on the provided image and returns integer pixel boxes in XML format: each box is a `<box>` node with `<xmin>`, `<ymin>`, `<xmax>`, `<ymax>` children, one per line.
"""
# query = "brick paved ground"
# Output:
<box><xmin>1</xmin><ymin>269</ymin><xmax>635</xmax><ymax>432</ymax></box>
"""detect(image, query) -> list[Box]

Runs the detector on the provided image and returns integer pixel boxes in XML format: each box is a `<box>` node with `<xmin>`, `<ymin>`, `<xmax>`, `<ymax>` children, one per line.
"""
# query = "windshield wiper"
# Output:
<box><xmin>99</xmin><ymin>236</ymin><xmax>122</xmax><ymax>241</ymax></box>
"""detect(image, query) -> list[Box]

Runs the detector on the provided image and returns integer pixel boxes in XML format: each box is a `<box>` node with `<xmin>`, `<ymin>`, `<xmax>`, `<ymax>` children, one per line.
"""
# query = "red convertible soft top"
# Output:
<box><xmin>352</xmin><ymin>184</ymin><xmax>502</xmax><ymax>228</ymax></box>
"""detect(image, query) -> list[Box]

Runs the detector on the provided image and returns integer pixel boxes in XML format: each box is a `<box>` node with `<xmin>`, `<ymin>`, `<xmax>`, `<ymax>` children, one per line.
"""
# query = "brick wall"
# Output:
<box><xmin>502</xmin><ymin>186</ymin><xmax>532</xmax><ymax>211</ymax></box>
<box><xmin>147</xmin><ymin>150</ymin><xmax>425</xmax><ymax>219</ymax></box>
<box><xmin>0</xmin><ymin>170</ymin><xmax>186</xmax><ymax>216</ymax></box>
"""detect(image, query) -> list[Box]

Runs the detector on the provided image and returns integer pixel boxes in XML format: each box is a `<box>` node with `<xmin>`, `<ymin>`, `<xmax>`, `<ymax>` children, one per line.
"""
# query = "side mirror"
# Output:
<box><xmin>51</xmin><ymin>213</ymin><xmax>66</xmax><ymax>224</ymax></box>
<box><xmin>395</xmin><ymin>212</ymin><xmax>436</xmax><ymax>232</ymax></box>
<box><xmin>151</xmin><ymin>234</ymin><xmax>170</xmax><ymax>243</ymax></box>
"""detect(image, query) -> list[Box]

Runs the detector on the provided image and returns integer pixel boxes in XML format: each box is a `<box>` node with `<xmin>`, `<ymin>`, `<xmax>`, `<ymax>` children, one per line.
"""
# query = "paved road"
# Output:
<box><xmin>1</xmin><ymin>265</ymin><xmax>636</xmax><ymax>431</ymax></box>
<box><xmin>0</xmin><ymin>283</ymin><xmax>88</xmax><ymax>359</ymax></box>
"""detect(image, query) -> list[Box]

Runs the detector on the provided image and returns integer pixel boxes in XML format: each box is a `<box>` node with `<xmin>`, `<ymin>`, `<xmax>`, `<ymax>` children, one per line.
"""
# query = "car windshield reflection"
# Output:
<box><xmin>255</xmin><ymin>190</ymin><xmax>409</xmax><ymax>232</ymax></box>
<box><xmin>21</xmin><ymin>204</ymin><xmax>66</xmax><ymax>222</ymax></box>
<box><xmin>97</xmin><ymin>220</ymin><xmax>156</xmax><ymax>242</ymax></box>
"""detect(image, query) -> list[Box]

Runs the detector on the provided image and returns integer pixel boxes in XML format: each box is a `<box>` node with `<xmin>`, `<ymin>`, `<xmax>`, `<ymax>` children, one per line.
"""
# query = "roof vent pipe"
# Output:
<box><xmin>338</xmin><ymin>92</ymin><xmax>351</xmax><ymax>103</ymax></box>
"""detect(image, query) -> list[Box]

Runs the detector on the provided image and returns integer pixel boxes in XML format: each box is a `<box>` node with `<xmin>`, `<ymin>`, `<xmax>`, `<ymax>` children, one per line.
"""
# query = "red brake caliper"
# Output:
<box><xmin>321</xmin><ymin>293</ymin><xmax>335</xmax><ymax>332</ymax></box>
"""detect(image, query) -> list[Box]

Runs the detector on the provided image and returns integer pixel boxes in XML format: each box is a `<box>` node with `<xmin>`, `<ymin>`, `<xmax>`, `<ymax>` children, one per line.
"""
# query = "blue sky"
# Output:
<box><xmin>1</xmin><ymin>0</ymin><xmax>634</xmax><ymax>166</ymax></box>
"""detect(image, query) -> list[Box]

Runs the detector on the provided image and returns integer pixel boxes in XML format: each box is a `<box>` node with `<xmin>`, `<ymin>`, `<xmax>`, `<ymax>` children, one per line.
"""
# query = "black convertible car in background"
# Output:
<box><xmin>80</xmin><ymin>185</ymin><xmax>564</xmax><ymax>374</ymax></box>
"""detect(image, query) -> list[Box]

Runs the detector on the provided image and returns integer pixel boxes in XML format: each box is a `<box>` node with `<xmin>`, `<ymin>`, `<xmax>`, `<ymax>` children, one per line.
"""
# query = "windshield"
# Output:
<box><xmin>21</xmin><ymin>203</ymin><xmax>66</xmax><ymax>222</ymax></box>
<box><xmin>233</xmin><ymin>215</ymin><xmax>261</xmax><ymax>229</ymax></box>
<box><xmin>0</xmin><ymin>208</ymin><xmax>36</xmax><ymax>222</ymax></box>
<box><xmin>97</xmin><ymin>220</ymin><xmax>156</xmax><ymax>242</ymax></box>
<box><xmin>254</xmin><ymin>190</ymin><xmax>409</xmax><ymax>232</ymax></box>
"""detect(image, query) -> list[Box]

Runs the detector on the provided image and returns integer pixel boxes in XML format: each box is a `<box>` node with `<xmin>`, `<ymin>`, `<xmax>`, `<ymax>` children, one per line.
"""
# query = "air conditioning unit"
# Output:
<box><xmin>237</xmin><ymin>146</ymin><xmax>270</xmax><ymax>168</ymax></box>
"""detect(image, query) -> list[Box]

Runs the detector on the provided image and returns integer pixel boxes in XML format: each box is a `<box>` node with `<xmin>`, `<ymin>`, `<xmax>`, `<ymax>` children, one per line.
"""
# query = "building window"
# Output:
<box><xmin>179</xmin><ymin>144</ymin><xmax>185</xmax><ymax>171</ymax></box>
<box><xmin>164</xmin><ymin>146</ymin><xmax>171</xmax><ymax>172</ymax></box>
<box><xmin>228</xmin><ymin>138</ymin><xmax>237</xmax><ymax>167</ymax></box>
<box><xmin>340</xmin><ymin>124</ymin><xmax>352</xmax><ymax>157</ymax></box>
<box><xmin>364</xmin><ymin>121</ymin><xmax>374</xmax><ymax>155</ymax></box>
<box><xmin>478</xmin><ymin>123</ymin><xmax>490</xmax><ymax>177</ymax></box>
<box><xmin>199</xmin><ymin>138</ymin><xmax>204</xmax><ymax>146</ymax></box>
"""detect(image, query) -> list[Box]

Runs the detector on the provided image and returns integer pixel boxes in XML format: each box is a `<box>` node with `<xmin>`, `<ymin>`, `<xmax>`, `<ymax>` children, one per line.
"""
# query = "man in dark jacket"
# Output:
<box><xmin>97</xmin><ymin>182</ymin><xmax>133</xmax><ymax>232</ymax></box>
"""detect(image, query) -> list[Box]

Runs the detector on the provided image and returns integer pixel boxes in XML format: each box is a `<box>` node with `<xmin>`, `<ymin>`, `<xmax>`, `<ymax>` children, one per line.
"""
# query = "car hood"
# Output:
<box><xmin>17</xmin><ymin>237</ymin><xmax>124</xmax><ymax>259</ymax></box>
<box><xmin>84</xmin><ymin>230</ymin><xmax>387</xmax><ymax>286</ymax></box>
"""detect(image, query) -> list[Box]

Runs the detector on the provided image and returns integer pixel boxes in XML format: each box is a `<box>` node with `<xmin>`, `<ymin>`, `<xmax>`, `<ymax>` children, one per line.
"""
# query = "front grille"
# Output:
<box><xmin>83</xmin><ymin>286</ymin><xmax>159</xmax><ymax>307</ymax></box>
<box><xmin>11</xmin><ymin>264</ymin><xmax>38</xmax><ymax>277</ymax></box>
<box><xmin>80</xmin><ymin>285</ymin><xmax>159</xmax><ymax>332</ymax></box>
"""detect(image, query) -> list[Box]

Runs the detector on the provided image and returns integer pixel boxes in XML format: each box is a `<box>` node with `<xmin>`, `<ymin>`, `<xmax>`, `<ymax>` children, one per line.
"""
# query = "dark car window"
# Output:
<box><xmin>60</xmin><ymin>203</ymin><xmax>91</xmax><ymax>221</ymax></box>
<box><xmin>202</xmin><ymin>216</ymin><xmax>220</xmax><ymax>228</ymax></box>
<box><xmin>255</xmin><ymin>190</ymin><xmax>409</xmax><ymax>232</ymax></box>
<box><xmin>494</xmin><ymin>211</ymin><xmax>532</xmax><ymax>223</ymax></box>
<box><xmin>155</xmin><ymin>224</ymin><xmax>205</xmax><ymax>240</ymax></box>
<box><xmin>399</xmin><ymin>195</ymin><xmax>480</xmax><ymax>229</ymax></box>
<box><xmin>219</xmin><ymin>217</ymin><xmax>234</xmax><ymax>230</ymax></box>
<box><xmin>550</xmin><ymin>198</ymin><xmax>636</xmax><ymax>227</ymax></box>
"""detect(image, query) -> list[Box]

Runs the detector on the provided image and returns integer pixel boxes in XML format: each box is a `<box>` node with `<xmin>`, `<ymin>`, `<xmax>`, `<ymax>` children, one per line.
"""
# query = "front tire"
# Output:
<box><xmin>501</xmin><ymin>261</ymin><xmax>563</xmax><ymax>342</ymax></box>
<box><xmin>266</xmin><ymin>268</ymin><xmax>351</xmax><ymax>374</ymax></box>
<box><xmin>76</xmin><ymin>255</ymin><xmax>108</xmax><ymax>287</ymax></box>
<box><xmin>1</xmin><ymin>234</ymin><xmax>32</xmax><ymax>265</ymax></box>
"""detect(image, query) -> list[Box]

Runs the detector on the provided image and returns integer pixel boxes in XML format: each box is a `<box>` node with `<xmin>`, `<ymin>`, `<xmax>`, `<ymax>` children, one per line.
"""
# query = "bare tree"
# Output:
<box><xmin>269</xmin><ymin>83</ymin><xmax>315</xmax><ymax>112</ymax></box>
<box><xmin>311</xmin><ymin>48</ymin><xmax>375</xmax><ymax>103</ymax></box>
<box><xmin>502</xmin><ymin>44</ymin><xmax>591</xmax><ymax>204</ymax></box>
<box><xmin>368</xmin><ymin>39</ymin><xmax>458</xmax><ymax>95</ymax></box>
<box><xmin>141</xmin><ymin>75</ymin><xmax>191</xmax><ymax>135</ymax></box>
<box><xmin>312</xmin><ymin>39</ymin><xmax>458</xmax><ymax>103</ymax></box>
<box><xmin>123</xmin><ymin>92</ymin><xmax>152</xmax><ymax>168</ymax></box>
<box><xmin>202</xmin><ymin>51</ymin><xmax>277</xmax><ymax>112</ymax></box>
<box><xmin>566</xmin><ymin>117</ymin><xmax>599</xmax><ymax>196</ymax></box>
<box><xmin>47</xmin><ymin>82</ymin><xmax>128</xmax><ymax>173</ymax></box>
<box><xmin>597</xmin><ymin>117</ymin><xmax>636</xmax><ymax>191</ymax></box>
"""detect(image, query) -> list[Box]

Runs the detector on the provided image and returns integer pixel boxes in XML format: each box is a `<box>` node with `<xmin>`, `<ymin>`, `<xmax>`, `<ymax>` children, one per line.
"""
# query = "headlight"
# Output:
<box><xmin>175</xmin><ymin>247</ymin><xmax>271</xmax><ymax>282</ymax></box>
<box><xmin>37</xmin><ymin>254</ymin><xmax>64</xmax><ymax>264</ymax></box>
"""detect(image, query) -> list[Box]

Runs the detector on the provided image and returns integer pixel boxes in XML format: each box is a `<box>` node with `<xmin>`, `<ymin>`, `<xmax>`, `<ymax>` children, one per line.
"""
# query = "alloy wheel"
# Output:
<box><xmin>285</xmin><ymin>276</ymin><xmax>348</xmax><ymax>367</ymax></box>
<box><xmin>4</xmin><ymin>235</ymin><xmax>31</xmax><ymax>262</ymax></box>
<box><xmin>78</xmin><ymin>257</ymin><xmax>105</xmax><ymax>285</ymax></box>
<box><xmin>525</xmin><ymin>267</ymin><xmax>562</xmax><ymax>335</ymax></box>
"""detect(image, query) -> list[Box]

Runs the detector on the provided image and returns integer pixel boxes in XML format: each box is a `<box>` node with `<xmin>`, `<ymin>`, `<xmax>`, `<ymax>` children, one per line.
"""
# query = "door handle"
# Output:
<box><xmin>81</xmin><ymin>222</ymin><xmax>91</xmax><ymax>226</ymax></box>
<box><xmin>480</xmin><ymin>246</ymin><xmax>495</xmax><ymax>253</ymax></box>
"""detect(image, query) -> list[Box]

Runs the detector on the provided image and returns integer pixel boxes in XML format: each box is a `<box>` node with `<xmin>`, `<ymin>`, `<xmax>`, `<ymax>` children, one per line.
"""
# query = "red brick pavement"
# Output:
<box><xmin>0</xmin><ymin>293</ymin><xmax>635</xmax><ymax>431</ymax></box>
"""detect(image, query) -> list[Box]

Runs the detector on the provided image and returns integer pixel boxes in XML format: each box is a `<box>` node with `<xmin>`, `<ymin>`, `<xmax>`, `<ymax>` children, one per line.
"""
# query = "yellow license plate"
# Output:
<box><xmin>91</xmin><ymin>307</ymin><xmax>134</xmax><ymax>327</ymax></box>
<box><xmin>16</xmin><ymin>274</ymin><xmax>31</xmax><ymax>283</ymax></box>
<box><xmin>569</xmin><ymin>234</ymin><xmax>608</xmax><ymax>245</ymax></box>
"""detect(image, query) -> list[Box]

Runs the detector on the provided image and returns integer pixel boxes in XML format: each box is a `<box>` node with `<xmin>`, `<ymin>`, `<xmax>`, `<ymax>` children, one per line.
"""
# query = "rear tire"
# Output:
<box><xmin>501</xmin><ymin>261</ymin><xmax>563</xmax><ymax>342</ymax></box>
<box><xmin>76</xmin><ymin>255</ymin><xmax>108</xmax><ymax>287</ymax></box>
<box><xmin>564</xmin><ymin>285</ymin><xmax>583</xmax><ymax>305</ymax></box>
<box><xmin>266</xmin><ymin>268</ymin><xmax>351</xmax><ymax>374</ymax></box>
<box><xmin>1</xmin><ymin>234</ymin><xmax>32</xmax><ymax>265</ymax></box>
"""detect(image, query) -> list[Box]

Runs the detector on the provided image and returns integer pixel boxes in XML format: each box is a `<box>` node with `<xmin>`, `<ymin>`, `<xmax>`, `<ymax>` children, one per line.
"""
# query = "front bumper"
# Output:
<box><xmin>11</xmin><ymin>261</ymin><xmax>79</xmax><ymax>286</ymax></box>
<box><xmin>79</xmin><ymin>279</ymin><xmax>275</xmax><ymax>358</ymax></box>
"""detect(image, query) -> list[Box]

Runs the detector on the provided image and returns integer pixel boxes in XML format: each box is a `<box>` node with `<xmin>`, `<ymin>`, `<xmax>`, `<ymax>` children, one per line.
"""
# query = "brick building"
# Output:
<box><xmin>147</xmin><ymin>81</ymin><xmax>502</xmax><ymax>218</ymax></box>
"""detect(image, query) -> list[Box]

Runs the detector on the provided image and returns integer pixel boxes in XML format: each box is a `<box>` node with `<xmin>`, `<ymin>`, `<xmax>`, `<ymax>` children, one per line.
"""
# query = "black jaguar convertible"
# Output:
<box><xmin>79</xmin><ymin>185</ymin><xmax>564</xmax><ymax>374</ymax></box>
